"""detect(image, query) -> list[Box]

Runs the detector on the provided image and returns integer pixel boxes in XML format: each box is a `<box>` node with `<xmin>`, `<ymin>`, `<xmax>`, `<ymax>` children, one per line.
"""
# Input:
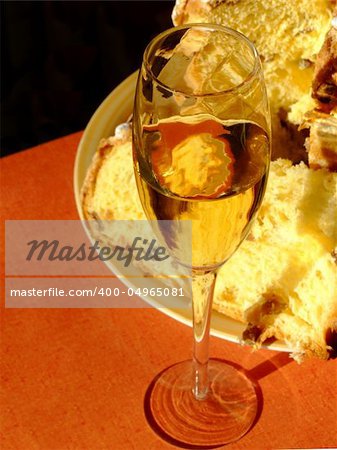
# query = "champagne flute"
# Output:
<box><xmin>132</xmin><ymin>24</ymin><xmax>270</xmax><ymax>447</ymax></box>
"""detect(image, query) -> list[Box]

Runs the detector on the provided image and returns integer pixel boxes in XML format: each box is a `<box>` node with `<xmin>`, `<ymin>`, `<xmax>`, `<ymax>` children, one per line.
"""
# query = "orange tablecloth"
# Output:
<box><xmin>1</xmin><ymin>133</ymin><xmax>336</xmax><ymax>450</ymax></box>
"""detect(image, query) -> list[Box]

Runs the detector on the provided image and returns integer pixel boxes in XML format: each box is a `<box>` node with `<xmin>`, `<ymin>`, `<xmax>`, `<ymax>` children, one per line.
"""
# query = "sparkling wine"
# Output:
<box><xmin>134</xmin><ymin>114</ymin><xmax>269</xmax><ymax>268</ymax></box>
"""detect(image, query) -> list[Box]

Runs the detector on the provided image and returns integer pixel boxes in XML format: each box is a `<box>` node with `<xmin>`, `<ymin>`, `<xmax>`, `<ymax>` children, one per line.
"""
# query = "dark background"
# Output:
<box><xmin>1</xmin><ymin>0</ymin><xmax>174</xmax><ymax>156</ymax></box>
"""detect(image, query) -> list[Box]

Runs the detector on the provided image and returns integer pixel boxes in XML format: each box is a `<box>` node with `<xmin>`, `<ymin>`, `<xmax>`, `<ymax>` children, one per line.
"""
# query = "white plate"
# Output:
<box><xmin>73</xmin><ymin>71</ymin><xmax>289</xmax><ymax>352</ymax></box>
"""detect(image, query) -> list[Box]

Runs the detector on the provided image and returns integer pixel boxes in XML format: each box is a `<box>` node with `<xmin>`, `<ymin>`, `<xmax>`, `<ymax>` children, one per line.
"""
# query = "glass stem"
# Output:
<box><xmin>192</xmin><ymin>269</ymin><xmax>217</xmax><ymax>400</ymax></box>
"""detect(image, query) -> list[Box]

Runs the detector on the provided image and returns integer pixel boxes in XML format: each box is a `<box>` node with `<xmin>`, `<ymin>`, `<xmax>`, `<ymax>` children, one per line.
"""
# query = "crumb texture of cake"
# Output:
<box><xmin>81</xmin><ymin>126</ymin><xmax>146</xmax><ymax>221</ymax></box>
<box><xmin>173</xmin><ymin>0</ymin><xmax>331</xmax><ymax>109</ymax></box>
<box><xmin>214</xmin><ymin>159</ymin><xmax>337</xmax><ymax>361</ymax></box>
<box><xmin>172</xmin><ymin>0</ymin><xmax>333</xmax><ymax>162</ymax></box>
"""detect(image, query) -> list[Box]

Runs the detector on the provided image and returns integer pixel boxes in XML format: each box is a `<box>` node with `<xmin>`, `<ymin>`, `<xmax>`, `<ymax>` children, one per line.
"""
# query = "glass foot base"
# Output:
<box><xmin>145</xmin><ymin>359</ymin><xmax>258</xmax><ymax>448</ymax></box>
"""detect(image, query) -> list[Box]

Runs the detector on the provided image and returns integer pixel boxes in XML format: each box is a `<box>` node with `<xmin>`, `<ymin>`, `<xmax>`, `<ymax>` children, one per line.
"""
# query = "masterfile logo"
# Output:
<box><xmin>26</xmin><ymin>237</ymin><xmax>170</xmax><ymax>267</ymax></box>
